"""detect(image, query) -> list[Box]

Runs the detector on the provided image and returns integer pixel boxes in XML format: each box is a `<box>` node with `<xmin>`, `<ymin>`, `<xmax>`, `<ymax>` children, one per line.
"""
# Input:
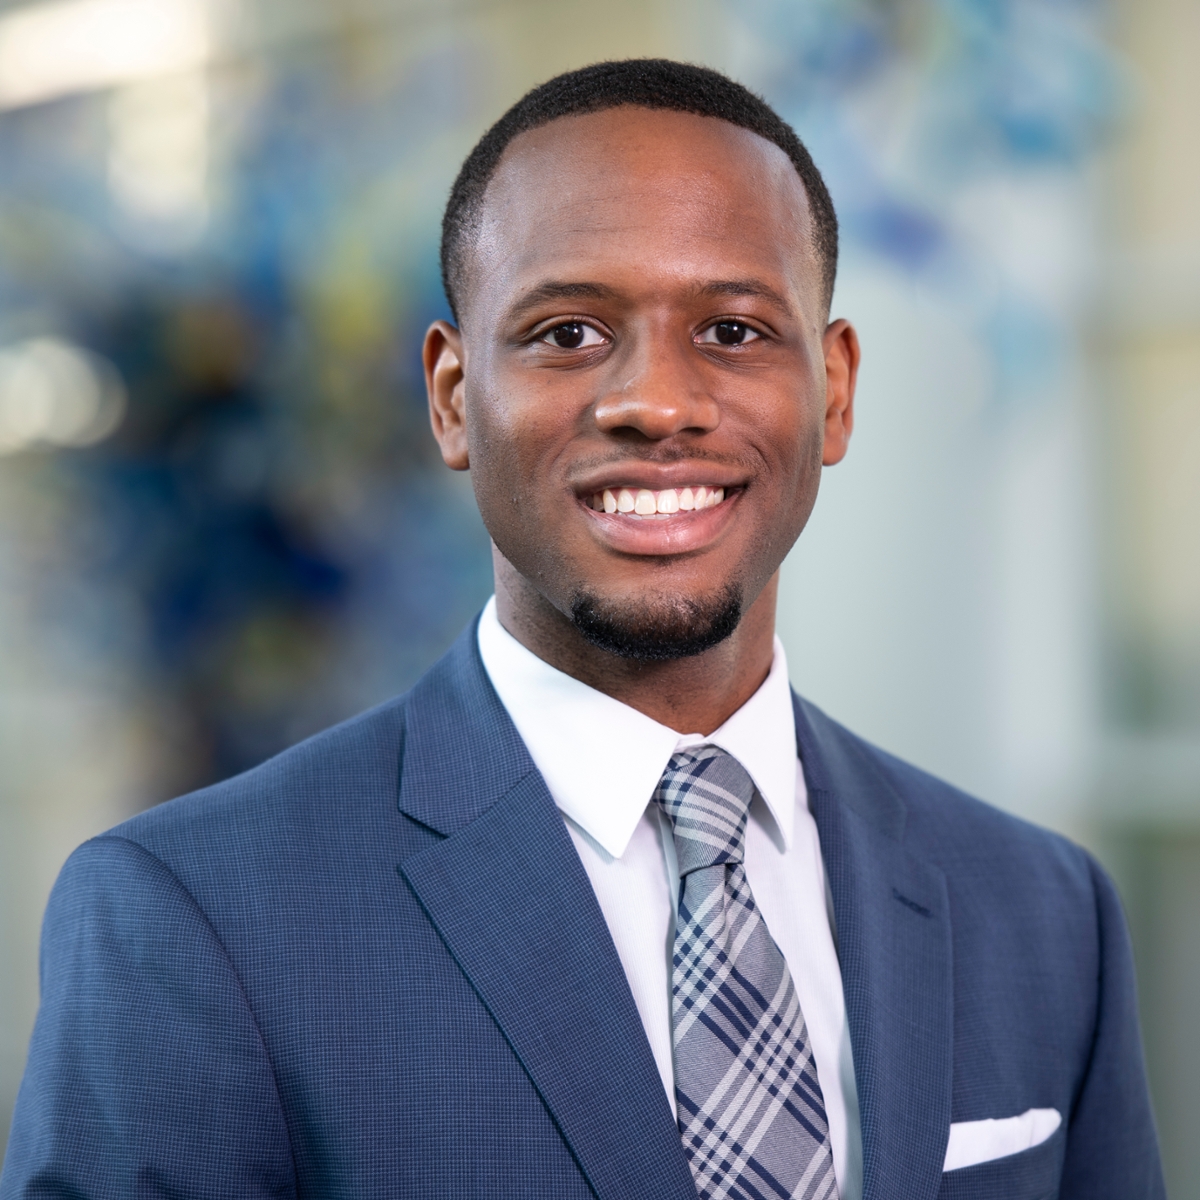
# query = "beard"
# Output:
<box><xmin>569</xmin><ymin>582</ymin><xmax>743</xmax><ymax>661</ymax></box>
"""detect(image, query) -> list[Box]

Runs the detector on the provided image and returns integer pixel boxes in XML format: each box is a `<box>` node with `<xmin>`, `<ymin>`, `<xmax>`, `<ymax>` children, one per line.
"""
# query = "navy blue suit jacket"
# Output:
<box><xmin>2</xmin><ymin>620</ymin><xmax>1164</xmax><ymax>1199</ymax></box>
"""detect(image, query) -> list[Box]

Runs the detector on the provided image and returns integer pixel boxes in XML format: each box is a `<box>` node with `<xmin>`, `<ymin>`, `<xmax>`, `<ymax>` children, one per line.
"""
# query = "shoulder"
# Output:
<box><xmin>111</xmin><ymin>692</ymin><xmax>411</xmax><ymax>859</ymax></box>
<box><xmin>37</xmin><ymin>687</ymin><xmax>448</xmax><ymax>1004</ymax></box>
<box><xmin>51</xmin><ymin>692</ymin><xmax>419</xmax><ymax>934</ymax></box>
<box><xmin>51</xmin><ymin>620</ymin><xmax>508</xmax><ymax>927</ymax></box>
<box><xmin>797</xmin><ymin>696</ymin><xmax>1122</xmax><ymax>1051</ymax></box>
<box><xmin>797</xmin><ymin>695</ymin><xmax>1100</xmax><ymax>906</ymax></box>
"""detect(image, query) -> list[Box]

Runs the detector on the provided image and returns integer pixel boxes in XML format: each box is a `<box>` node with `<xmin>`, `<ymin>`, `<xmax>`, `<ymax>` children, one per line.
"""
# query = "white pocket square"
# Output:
<box><xmin>943</xmin><ymin>1107</ymin><xmax>1062</xmax><ymax>1172</ymax></box>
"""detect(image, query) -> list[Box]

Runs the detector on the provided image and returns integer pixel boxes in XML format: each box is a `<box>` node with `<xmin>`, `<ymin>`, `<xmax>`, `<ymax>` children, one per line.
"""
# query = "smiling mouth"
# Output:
<box><xmin>584</xmin><ymin>486</ymin><xmax>727</xmax><ymax>517</ymax></box>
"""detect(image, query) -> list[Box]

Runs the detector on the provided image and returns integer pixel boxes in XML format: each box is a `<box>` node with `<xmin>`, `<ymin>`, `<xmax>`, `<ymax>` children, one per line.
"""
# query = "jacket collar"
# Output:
<box><xmin>795</xmin><ymin>693</ymin><xmax>953</xmax><ymax>1200</ymax></box>
<box><xmin>397</xmin><ymin>617</ymin><xmax>536</xmax><ymax>836</ymax></box>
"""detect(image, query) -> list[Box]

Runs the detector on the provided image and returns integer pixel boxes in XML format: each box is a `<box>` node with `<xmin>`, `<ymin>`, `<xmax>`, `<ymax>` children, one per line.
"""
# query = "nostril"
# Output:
<box><xmin>594</xmin><ymin>392</ymin><xmax>719</xmax><ymax>438</ymax></box>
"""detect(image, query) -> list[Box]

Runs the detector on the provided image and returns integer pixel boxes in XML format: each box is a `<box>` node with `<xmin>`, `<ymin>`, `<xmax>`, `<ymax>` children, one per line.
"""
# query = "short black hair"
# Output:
<box><xmin>440</xmin><ymin>58</ymin><xmax>838</xmax><ymax>324</ymax></box>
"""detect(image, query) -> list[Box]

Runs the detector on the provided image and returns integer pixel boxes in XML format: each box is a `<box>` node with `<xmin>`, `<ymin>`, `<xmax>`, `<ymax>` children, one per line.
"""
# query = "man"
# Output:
<box><xmin>1</xmin><ymin>60</ymin><xmax>1163</xmax><ymax>1200</ymax></box>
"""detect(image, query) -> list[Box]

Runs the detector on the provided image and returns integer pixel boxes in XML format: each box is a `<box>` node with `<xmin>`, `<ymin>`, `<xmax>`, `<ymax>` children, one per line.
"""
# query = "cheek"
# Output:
<box><xmin>463</xmin><ymin>378</ymin><xmax>574</xmax><ymax>520</ymax></box>
<box><xmin>787</xmin><ymin>414</ymin><xmax>827</xmax><ymax>520</ymax></box>
<box><xmin>742</xmin><ymin>389</ymin><xmax>825</xmax><ymax>553</ymax></box>
<box><xmin>464</xmin><ymin>388</ymin><xmax>519</xmax><ymax>526</ymax></box>
<box><xmin>747</xmin><ymin>385</ymin><xmax>822</xmax><ymax>479</ymax></box>
<box><xmin>787</xmin><ymin>416</ymin><xmax>828</xmax><ymax>534</ymax></box>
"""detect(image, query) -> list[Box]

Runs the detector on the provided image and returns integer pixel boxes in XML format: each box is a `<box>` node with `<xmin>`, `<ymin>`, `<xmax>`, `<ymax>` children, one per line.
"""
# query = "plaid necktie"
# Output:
<box><xmin>654</xmin><ymin>745</ymin><xmax>838</xmax><ymax>1200</ymax></box>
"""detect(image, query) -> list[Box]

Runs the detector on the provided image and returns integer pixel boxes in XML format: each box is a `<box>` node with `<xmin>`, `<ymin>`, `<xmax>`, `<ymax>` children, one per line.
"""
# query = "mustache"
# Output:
<box><xmin>567</xmin><ymin>447</ymin><xmax>754</xmax><ymax>474</ymax></box>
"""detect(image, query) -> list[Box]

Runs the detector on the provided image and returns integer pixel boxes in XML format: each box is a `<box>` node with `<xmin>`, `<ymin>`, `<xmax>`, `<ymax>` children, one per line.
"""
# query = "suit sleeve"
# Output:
<box><xmin>1059</xmin><ymin>854</ymin><xmax>1166</xmax><ymax>1199</ymax></box>
<box><xmin>0</xmin><ymin>835</ymin><xmax>297</xmax><ymax>1199</ymax></box>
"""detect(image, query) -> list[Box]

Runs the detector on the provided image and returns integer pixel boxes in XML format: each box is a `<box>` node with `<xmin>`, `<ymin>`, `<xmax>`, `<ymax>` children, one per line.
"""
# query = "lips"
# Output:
<box><xmin>577</xmin><ymin>481</ymin><xmax>740</xmax><ymax>556</ymax></box>
<box><xmin>586</xmin><ymin>485</ymin><xmax>725</xmax><ymax>516</ymax></box>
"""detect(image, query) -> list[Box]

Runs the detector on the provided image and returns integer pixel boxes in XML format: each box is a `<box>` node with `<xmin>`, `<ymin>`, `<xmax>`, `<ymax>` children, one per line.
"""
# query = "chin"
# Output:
<box><xmin>569</xmin><ymin>582</ymin><xmax>743</xmax><ymax>661</ymax></box>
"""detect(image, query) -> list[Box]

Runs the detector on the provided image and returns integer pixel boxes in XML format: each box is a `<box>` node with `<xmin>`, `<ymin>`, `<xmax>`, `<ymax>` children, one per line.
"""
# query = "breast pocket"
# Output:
<box><xmin>937</xmin><ymin>1124</ymin><xmax>1065</xmax><ymax>1200</ymax></box>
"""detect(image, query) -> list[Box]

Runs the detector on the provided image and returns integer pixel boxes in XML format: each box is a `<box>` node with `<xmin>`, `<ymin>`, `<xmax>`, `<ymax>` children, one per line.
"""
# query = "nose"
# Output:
<box><xmin>593</xmin><ymin>338</ymin><xmax>720</xmax><ymax>441</ymax></box>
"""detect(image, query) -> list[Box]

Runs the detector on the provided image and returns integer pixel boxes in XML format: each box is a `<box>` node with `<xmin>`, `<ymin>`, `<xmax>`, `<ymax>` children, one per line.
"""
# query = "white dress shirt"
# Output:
<box><xmin>477</xmin><ymin>597</ymin><xmax>863</xmax><ymax>1200</ymax></box>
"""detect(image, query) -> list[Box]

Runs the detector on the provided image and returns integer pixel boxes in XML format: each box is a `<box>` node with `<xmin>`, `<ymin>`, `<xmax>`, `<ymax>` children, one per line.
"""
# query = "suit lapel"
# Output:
<box><xmin>396</xmin><ymin>626</ymin><xmax>697</xmax><ymax>1200</ymax></box>
<box><xmin>794</xmin><ymin>694</ymin><xmax>953</xmax><ymax>1200</ymax></box>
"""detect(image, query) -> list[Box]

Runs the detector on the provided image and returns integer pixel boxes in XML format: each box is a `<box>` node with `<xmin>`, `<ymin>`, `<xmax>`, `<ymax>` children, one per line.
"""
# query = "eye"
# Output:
<box><xmin>696</xmin><ymin>320</ymin><xmax>760</xmax><ymax>346</ymax></box>
<box><xmin>540</xmin><ymin>322</ymin><xmax>605</xmax><ymax>349</ymax></box>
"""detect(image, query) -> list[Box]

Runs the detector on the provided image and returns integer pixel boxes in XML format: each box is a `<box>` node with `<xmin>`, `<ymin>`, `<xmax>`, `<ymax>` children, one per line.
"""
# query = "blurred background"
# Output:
<box><xmin>0</xmin><ymin>0</ymin><xmax>1195</xmax><ymax>1189</ymax></box>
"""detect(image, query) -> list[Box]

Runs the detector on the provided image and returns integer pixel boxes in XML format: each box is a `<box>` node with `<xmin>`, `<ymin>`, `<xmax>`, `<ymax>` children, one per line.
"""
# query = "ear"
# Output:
<box><xmin>821</xmin><ymin>318</ymin><xmax>859</xmax><ymax>467</ymax></box>
<box><xmin>424</xmin><ymin>320</ymin><xmax>469</xmax><ymax>471</ymax></box>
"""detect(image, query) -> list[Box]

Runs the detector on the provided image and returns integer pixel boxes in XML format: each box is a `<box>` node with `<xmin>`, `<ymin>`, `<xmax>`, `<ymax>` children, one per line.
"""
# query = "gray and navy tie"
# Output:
<box><xmin>654</xmin><ymin>745</ymin><xmax>838</xmax><ymax>1200</ymax></box>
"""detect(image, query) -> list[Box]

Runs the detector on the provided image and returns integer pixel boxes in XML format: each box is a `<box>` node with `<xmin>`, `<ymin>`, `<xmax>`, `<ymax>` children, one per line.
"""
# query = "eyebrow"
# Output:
<box><xmin>502</xmin><ymin>277</ymin><xmax>796</xmax><ymax>323</ymax></box>
<box><xmin>505</xmin><ymin>281</ymin><xmax>621</xmax><ymax>323</ymax></box>
<box><xmin>696</xmin><ymin>279</ymin><xmax>795</xmax><ymax>318</ymax></box>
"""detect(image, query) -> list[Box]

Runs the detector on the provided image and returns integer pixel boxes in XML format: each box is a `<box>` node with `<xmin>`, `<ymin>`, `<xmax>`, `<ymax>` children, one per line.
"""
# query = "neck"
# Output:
<box><xmin>492</xmin><ymin>550</ymin><xmax>779</xmax><ymax>735</ymax></box>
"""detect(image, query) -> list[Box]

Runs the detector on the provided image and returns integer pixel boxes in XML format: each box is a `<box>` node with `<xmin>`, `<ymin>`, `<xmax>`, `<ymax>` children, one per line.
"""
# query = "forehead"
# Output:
<box><xmin>466</xmin><ymin>107</ymin><xmax>819</xmax><ymax>322</ymax></box>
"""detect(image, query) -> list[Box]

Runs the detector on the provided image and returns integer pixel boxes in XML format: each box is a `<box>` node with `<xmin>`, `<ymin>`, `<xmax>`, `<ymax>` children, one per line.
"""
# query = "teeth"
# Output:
<box><xmin>589</xmin><ymin>486</ymin><xmax>727</xmax><ymax>516</ymax></box>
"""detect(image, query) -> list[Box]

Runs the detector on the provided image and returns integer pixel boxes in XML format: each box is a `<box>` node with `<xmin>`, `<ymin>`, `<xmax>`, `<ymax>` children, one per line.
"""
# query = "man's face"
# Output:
<box><xmin>428</xmin><ymin>106</ymin><xmax>855</xmax><ymax>658</ymax></box>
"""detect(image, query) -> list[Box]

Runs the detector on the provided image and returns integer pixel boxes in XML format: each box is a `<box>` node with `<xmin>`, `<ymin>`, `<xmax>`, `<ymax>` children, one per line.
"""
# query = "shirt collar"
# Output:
<box><xmin>476</xmin><ymin>597</ymin><xmax>802</xmax><ymax>858</ymax></box>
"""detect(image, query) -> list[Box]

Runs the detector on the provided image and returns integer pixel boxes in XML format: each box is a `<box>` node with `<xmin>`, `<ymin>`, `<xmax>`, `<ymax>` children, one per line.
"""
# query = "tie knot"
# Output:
<box><xmin>653</xmin><ymin>745</ymin><xmax>756</xmax><ymax>875</ymax></box>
